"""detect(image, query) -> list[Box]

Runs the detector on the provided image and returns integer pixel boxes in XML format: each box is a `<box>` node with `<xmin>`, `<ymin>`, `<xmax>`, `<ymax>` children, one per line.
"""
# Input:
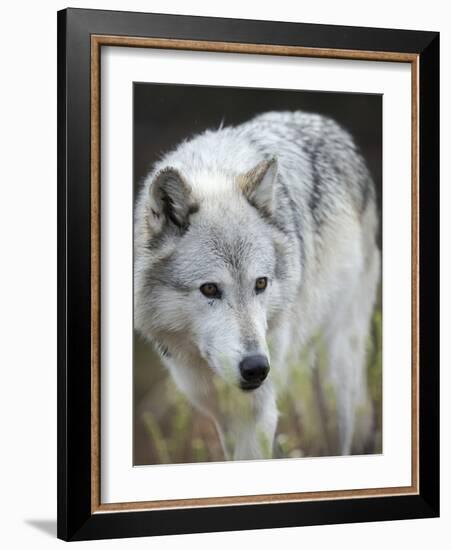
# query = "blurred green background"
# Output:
<box><xmin>133</xmin><ymin>289</ymin><xmax>382</xmax><ymax>465</ymax></box>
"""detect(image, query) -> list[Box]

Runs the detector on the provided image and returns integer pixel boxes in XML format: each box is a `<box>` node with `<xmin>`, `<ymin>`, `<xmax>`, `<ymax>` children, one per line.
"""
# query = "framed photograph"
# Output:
<box><xmin>57</xmin><ymin>8</ymin><xmax>439</xmax><ymax>541</ymax></box>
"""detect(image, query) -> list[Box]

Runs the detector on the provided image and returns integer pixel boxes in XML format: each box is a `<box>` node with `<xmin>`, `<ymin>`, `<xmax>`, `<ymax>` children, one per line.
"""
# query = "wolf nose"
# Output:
<box><xmin>239</xmin><ymin>355</ymin><xmax>270</xmax><ymax>388</ymax></box>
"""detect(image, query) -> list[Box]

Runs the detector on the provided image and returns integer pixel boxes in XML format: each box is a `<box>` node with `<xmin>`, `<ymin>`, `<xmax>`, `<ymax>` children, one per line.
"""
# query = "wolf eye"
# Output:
<box><xmin>200</xmin><ymin>283</ymin><xmax>221</xmax><ymax>299</ymax></box>
<box><xmin>255</xmin><ymin>277</ymin><xmax>268</xmax><ymax>293</ymax></box>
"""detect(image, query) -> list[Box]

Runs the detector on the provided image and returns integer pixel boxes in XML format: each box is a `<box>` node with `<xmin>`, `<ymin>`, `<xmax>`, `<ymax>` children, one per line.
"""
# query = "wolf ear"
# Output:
<box><xmin>148</xmin><ymin>167</ymin><xmax>195</xmax><ymax>232</ymax></box>
<box><xmin>238</xmin><ymin>158</ymin><xmax>278</xmax><ymax>214</ymax></box>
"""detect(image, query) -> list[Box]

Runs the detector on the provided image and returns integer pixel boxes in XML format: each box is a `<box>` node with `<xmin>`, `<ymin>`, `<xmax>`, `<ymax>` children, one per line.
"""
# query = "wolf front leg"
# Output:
<box><xmin>331</xmin><ymin>357</ymin><xmax>359</xmax><ymax>456</ymax></box>
<box><xmin>326</xmin><ymin>250</ymin><xmax>380</xmax><ymax>455</ymax></box>
<box><xmin>164</xmin><ymin>356</ymin><xmax>278</xmax><ymax>461</ymax></box>
<box><xmin>325</xmin><ymin>294</ymin><xmax>376</xmax><ymax>455</ymax></box>
<box><xmin>234</xmin><ymin>394</ymin><xmax>278</xmax><ymax>461</ymax></box>
<box><xmin>215</xmin><ymin>381</ymin><xmax>279</xmax><ymax>461</ymax></box>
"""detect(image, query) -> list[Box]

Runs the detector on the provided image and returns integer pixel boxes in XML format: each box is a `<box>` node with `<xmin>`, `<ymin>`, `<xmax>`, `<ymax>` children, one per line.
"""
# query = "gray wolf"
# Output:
<box><xmin>134</xmin><ymin>111</ymin><xmax>380</xmax><ymax>460</ymax></box>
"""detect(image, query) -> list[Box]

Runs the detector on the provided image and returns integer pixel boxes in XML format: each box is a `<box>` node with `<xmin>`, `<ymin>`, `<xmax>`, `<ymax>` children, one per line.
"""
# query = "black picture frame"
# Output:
<box><xmin>57</xmin><ymin>7</ymin><xmax>439</xmax><ymax>541</ymax></box>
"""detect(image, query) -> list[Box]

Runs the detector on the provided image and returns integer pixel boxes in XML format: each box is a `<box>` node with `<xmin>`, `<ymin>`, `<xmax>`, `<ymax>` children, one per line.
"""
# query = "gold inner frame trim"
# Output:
<box><xmin>90</xmin><ymin>34</ymin><xmax>420</xmax><ymax>514</ymax></box>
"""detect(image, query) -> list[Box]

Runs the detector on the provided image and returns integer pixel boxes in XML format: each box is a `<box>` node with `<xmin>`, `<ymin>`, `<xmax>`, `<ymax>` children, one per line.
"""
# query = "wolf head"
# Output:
<box><xmin>134</xmin><ymin>158</ymin><xmax>297</xmax><ymax>391</ymax></box>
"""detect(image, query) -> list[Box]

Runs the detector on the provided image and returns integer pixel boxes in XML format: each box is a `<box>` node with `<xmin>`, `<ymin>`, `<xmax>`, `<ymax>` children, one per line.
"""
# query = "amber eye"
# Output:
<box><xmin>255</xmin><ymin>277</ymin><xmax>268</xmax><ymax>293</ymax></box>
<box><xmin>200</xmin><ymin>283</ymin><xmax>221</xmax><ymax>299</ymax></box>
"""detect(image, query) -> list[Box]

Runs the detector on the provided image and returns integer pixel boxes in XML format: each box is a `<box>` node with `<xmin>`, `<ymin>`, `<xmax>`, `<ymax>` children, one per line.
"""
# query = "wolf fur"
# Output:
<box><xmin>134</xmin><ymin>111</ymin><xmax>380</xmax><ymax>460</ymax></box>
